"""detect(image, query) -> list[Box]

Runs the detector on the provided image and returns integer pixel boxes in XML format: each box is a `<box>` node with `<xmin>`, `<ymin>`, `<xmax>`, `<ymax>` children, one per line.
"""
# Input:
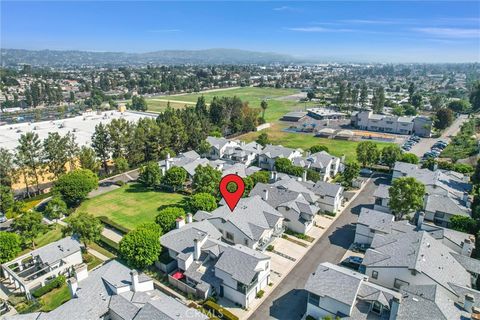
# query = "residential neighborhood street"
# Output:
<box><xmin>249</xmin><ymin>174</ymin><xmax>389</xmax><ymax>320</ymax></box>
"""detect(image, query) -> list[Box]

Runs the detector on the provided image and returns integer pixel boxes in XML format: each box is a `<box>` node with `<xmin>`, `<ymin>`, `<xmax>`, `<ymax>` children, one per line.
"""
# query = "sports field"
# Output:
<box><xmin>146</xmin><ymin>87</ymin><xmax>315</xmax><ymax>122</ymax></box>
<box><xmin>78</xmin><ymin>183</ymin><xmax>186</xmax><ymax>230</ymax></box>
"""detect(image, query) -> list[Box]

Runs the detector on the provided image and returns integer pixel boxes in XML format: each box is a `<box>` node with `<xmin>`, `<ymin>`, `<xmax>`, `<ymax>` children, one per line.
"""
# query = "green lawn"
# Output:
<box><xmin>78</xmin><ymin>183</ymin><xmax>186</xmax><ymax>230</ymax></box>
<box><xmin>40</xmin><ymin>284</ymin><xmax>71</xmax><ymax>312</ymax></box>
<box><xmin>89</xmin><ymin>242</ymin><xmax>117</xmax><ymax>259</ymax></box>
<box><xmin>23</xmin><ymin>193</ymin><xmax>51</xmax><ymax>211</ymax></box>
<box><xmin>239</xmin><ymin>124</ymin><xmax>394</xmax><ymax>162</ymax></box>
<box><xmin>18</xmin><ymin>224</ymin><xmax>64</xmax><ymax>257</ymax></box>
<box><xmin>145</xmin><ymin>87</ymin><xmax>314</xmax><ymax>122</ymax></box>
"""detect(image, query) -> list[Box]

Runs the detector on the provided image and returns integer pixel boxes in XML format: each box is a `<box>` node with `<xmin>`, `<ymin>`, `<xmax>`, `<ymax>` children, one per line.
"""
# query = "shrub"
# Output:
<box><xmin>324</xmin><ymin>211</ymin><xmax>336</xmax><ymax>217</ymax></box>
<box><xmin>306</xmin><ymin>316</ymin><xmax>316</xmax><ymax>320</ymax></box>
<box><xmin>155</xmin><ymin>207</ymin><xmax>186</xmax><ymax>233</ymax></box>
<box><xmin>266</xmin><ymin>245</ymin><xmax>274</xmax><ymax>252</ymax></box>
<box><xmin>54</xmin><ymin>169</ymin><xmax>98</xmax><ymax>206</ymax></box>
<box><xmin>203</xmin><ymin>300</ymin><xmax>239</xmax><ymax>320</ymax></box>
<box><xmin>32</xmin><ymin>275</ymin><xmax>66</xmax><ymax>298</ymax></box>
<box><xmin>256</xmin><ymin>290</ymin><xmax>265</xmax><ymax>298</ymax></box>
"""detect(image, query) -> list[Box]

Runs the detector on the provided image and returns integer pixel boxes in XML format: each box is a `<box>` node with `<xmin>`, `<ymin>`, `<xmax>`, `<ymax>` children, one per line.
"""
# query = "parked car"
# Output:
<box><xmin>0</xmin><ymin>215</ymin><xmax>7</xmax><ymax>223</ymax></box>
<box><xmin>360</xmin><ymin>168</ymin><xmax>373</xmax><ymax>176</ymax></box>
<box><xmin>341</xmin><ymin>256</ymin><xmax>364</xmax><ymax>270</ymax></box>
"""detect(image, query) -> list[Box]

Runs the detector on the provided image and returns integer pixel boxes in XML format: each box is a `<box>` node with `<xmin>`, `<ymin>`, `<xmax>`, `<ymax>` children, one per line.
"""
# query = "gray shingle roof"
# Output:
<box><xmin>109</xmin><ymin>294</ymin><xmax>139</xmax><ymax>320</ymax></box>
<box><xmin>373</xmin><ymin>184</ymin><xmax>390</xmax><ymax>199</ymax></box>
<box><xmin>195</xmin><ymin>195</ymin><xmax>283</xmax><ymax>241</ymax></box>
<box><xmin>357</xmin><ymin>208</ymin><xmax>394</xmax><ymax>233</ymax></box>
<box><xmin>363</xmin><ymin>231</ymin><xmax>472</xmax><ymax>292</ymax></box>
<box><xmin>34</xmin><ymin>237</ymin><xmax>81</xmax><ymax>265</ymax></box>
<box><xmin>260</xmin><ymin>144</ymin><xmax>301</xmax><ymax>159</ymax></box>
<box><xmin>451</xmin><ymin>252</ymin><xmax>480</xmax><ymax>275</ymax></box>
<box><xmin>160</xmin><ymin>220</ymin><xmax>222</xmax><ymax>254</ymax></box>
<box><xmin>424</xmin><ymin>193</ymin><xmax>471</xmax><ymax>217</ymax></box>
<box><xmin>215</xmin><ymin>244</ymin><xmax>269</xmax><ymax>285</ymax></box>
<box><xmin>305</xmin><ymin>262</ymin><xmax>365</xmax><ymax>306</ymax></box>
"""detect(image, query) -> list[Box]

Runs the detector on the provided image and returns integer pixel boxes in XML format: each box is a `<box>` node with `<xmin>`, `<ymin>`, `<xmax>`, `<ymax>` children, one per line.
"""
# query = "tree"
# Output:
<box><xmin>360</xmin><ymin>83</ymin><xmax>368</xmax><ymax>108</ymax></box>
<box><xmin>130</xmin><ymin>95</ymin><xmax>148</xmax><ymax>111</ymax></box>
<box><xmin>192</xmin><ymin>165</ymin><xmax>221</xmax><ymax>196</ymax></box>
<box><xmin>388</xmin><ymin>177</ymin><xmax>425</xmax><ymax>220</ymax></box>
<box><xmin>91</xmin><ymin>123</ymin><xmax>112</xmax><ymax>175</ymax></box>
<box><xmin>429</xmin><ymin>94</ymin><xmax>445</xmax><ymax>111</ymax></box>
<box><xmin>189</xmin><ymin>193</ymin><xmax>218</xmax><ymax>212</ymax></box>
<box><xmin>155</xmin><ymin>207</ymin><xmax>185</xmax><ymax>232</ymax></box>
<box><xmin>400</xmin><ymin>153</ymin><xmax>419</xmax><ymax>164</ymax></box>
<box><xmin>163</xmin><ymin>167</ymin><xmax>187</xmax><ymax>191</ymax></box>
<box><xmin>44</xmin><ymin>196</ymin><xmax>67</xmax><ymax>221</ymax></box>
<box><xmin>381</xmin><ymin>145</ymin><xmax>402</xmax><ymax>169</ymax></box>
<box><xmin>42</xmin><ymin>132</ymin><xmax>70</xmax><ymax>178</ymax></box>
<box><xmin>197</xmin><ymin>140</ymin><xmax>211</xmax><ymax>156</ymax></box>
<box><xmin>309</xmin><ymin>145</ymin><xmax>329</xmax><ymax>154</ymax></box>
<box><xmin>12</xmin><ymin>211</ymin><xmax>44</xmax><ymax>248</ymax></box>
<box><xmin>54</xmin><ymin>169</ymin><xmax>98</xmax><ymax>206</ymax></box>
<box><xmin>448</xmin><ymin>99</ymin><xmax>471</xmax><ymax>113</ymax></box>
<box><xmin>450</xmin><ymin>215</ymin><xmax>477</xmax><ymax>234</ymax></box>
<box><xmin>307</xmin><ymin>91</ymin><xmax>315</xmax><ymax>101</ymax></box>
<box><xmin>256</xmin><ymin>132</ymin><xmax>270</xmax><ymax>147</ymax></box>
<box><xmin>15</xmin><ymin>132</ymin><xmax>43</xmax><ymax>195</ymax></box>
<box><xmin>0</xmin><ymin>232</ymin><xmax>21</xmax><ymax>263</ymax></box>
<box><xmin>470</xmin><ymin>81</ymin><xmax>480</xmax><ymax>111</ymax></box>
<box><xmin>114</xmin><ymin>157</ymin><xmax>129</xmax><ymax>174</ymax></box>
<box><xmin>408</xmin><ymin>82</ymin><xmax>415</xmax><ymax>101</ymax></box>
<box><xmin>275</xmin><ymin>158</ymin><xmax>293</xmax><ymax>173</ymax></box>
<box><xmin>138</xmin><ymin>162</ymin><xmax>162</xmax><ymax>189</ymax></box>
<box><xmin>342</xmin><ymin>161</ymin><xmax>360</xmax><ymax>187</ymax></box>
<box><xmin>195</xmin><ymin>96</ymin><xmax>208</xmax><ymax>116</ymax></box>
<box><xmin>403</xmin><ymin>104</ymin><xmax>417</xmax><ymax>116</ymax></box>
<box><xmin>434</xmin><ymin>108</ymin><xmax>454</xmax><ymax>130</ymax></box>
<box><xmin>371</xmin><ymin>86</ymin><xmax>385</xmax><ymax>113</ymax></box>
<box><xmin>64</xmin><ymin>211</ymin><xmax>103</xmax><ymax>248</ymax></box>
<box><xmin>356</xmin><ymin>141</ymin><xmax>379</xmax><ymax>167</ymax></box>
<box><xmin>0</xmin><ymin>185</ymin><xmax>14</xmax><ymax>215</ymax></box>
<box><xmin>260</xmin><ymin>100</ymin><xmax>268</xmax><ymax>120</ymax></box>
<box><xmin>0</xmin><ymin>148</ymin><xmax>14</xmax><ymax>186</ymax></box>
<box><xmin>411</xmin><ymin>93</ymin><xmax>423</xmax><ymax>109</ymax></box>
<box><xmin>250</xmin><ymin>171</ymin><xmax>270</xmax><ymax>185</ymax></box>
<box><xmin>78</xmin><ymin>146</ymin><xmax>99</xmax><ymax>172</ymax></box>
<box><xmin>119</xmin><ymin>223</ymin><xmax>162</xmax><ymax>269</ymax></box>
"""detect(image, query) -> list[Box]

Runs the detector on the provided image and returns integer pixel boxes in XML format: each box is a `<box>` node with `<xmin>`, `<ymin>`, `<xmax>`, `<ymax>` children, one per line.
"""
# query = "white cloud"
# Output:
<box><xmin>273</xmin><ymin>6</ymin><xmax>300</xmax><ymax>12</ymax></box>
<box><xmin>413</xmin><ymin>27</ymin><xmax>479</xmax><ymax>38</ymax></box>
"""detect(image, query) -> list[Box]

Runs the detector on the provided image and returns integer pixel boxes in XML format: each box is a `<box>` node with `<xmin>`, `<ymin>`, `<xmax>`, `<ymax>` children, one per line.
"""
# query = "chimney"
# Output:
<box><xmin>433</xmin><ymin>162</ymin><xmax>438</xmax><ymax>171</ymax></box>
<box><xmin>464</xmin><ymin>294</ymin><xmax>475</xmax><ymax>313</ymax></box>
<box><xmin>74</xmin><ymin>263</ymin><xmax>88</xmax><ymax>282</ymax></box>
<box><xmin>306</xmin><ymin>151</ymin><xmax>311</xmax><ymax>157</ymax></box>
<box><xmin>302</xmin><ymin>170</ymin><xmax>307</xmax><ymax>182</ymax></box>
<box><xmin>417</xmin><ymin>211</ymin><xmax>425</xmax><ymax>228</ymax></box>
<box><xmin>194</xmin><ymin>239</ymin><xmax>201</xmax><ymax>261</ymax></box>
<box><xmin>262</xmin><ymin>189</ymin><xmax>269</xmax><ymax>201</ymax></box>
<box><xmin>186</xmin><ymin>213</ymin><xmax>193</xmax><ymax>224</ymax></box>
<box><xmin>67</xmin><ymin>277</ymin><xmax>78</xmax><ymax>298</ymax></box>
<box><xmin>176</xmin><ymin>217</ymin><xmax>185</xmax><ymax>229</ymax></box>
<box><xmin>462</xmin><ymin>238</ymin><xmax>474</xmax><ymax>256</ymax></box>
<box><xmin>130</xmin><ymin>270</ymin><xmax>139</xmax><ymax>292</ymax></box>
<box><xmin>390</xmin><ymin>296</ymin><xmax>400</xmax><ymax>318</ymax></box>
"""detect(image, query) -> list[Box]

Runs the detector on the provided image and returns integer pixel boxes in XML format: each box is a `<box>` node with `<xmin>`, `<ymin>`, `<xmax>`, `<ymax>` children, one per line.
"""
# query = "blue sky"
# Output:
<box><xmin>1</xmin><ymin>1</ymin><xmax>479</xmax><ymax>62</ymax></box>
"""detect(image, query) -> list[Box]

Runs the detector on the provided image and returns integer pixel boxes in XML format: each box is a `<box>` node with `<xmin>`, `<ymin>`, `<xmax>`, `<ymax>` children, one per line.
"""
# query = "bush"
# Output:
<box><xmin>256</xmin><ymin>290</ymin><xmax>265</xmax><ymax>298</ymax></box>
<box><xmin>203</xmin><ymin>300</ymin><xmax>239</xmax><ymax>320</ymax></box>
<box><xmin>266</xmin><ymin>245</ymin><xmax>274</xmax><ymax>252</ymax></box>
<box><xmin>306</xmin><ymin>316</ymin><xmax>316</xmax><ymax>320</ymax></box>
<box><xmin>32</xmin><ymin>275</ymin><xmax>66</xmax><ymax>298</ymax></box>
<box><xmin>324</xmin><ymin>211</ymin><xmax>336</xmax><ymax>217</ymax></box>
<box><xmin>155</xmin><ymin>207</ymin><xmax>185</xmax><ymax>233</ymax></box>
<box><xmin>114</xmin><ymin>180</ymin><xmax>125</xmax><ymax>187</ymax></box>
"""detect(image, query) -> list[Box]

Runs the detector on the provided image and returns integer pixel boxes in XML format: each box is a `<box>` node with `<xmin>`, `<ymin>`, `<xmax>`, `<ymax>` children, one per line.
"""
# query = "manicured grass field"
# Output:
<box><xmin>40</xmin><ymin>284</ymin><xmax>71</xmax><ymax>312</ymax></box>
<box><xmin>239</xmin><ymin>124</ymin><xmax>394</xmax><ymax>162</ymax></box>
<box><xmin>146</xmin><ymin>87</ymin><xmax>314</xmax><ymax>122</ymax></box>
<box><xmin>78</xmin><ymin>183</ymin><xmax>186</xmax><ymax>230</ymax></box>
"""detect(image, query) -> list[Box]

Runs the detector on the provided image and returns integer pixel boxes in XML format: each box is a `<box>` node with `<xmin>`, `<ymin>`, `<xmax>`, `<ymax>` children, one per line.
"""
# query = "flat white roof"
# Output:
<box><xmin>307</xmin><ymin>108</ymin><xmax>347</xmax><ymax>116</ymax></box>
<box><xmin>0</xmin><ymin>111</ymin><xmax>156</xmax><ymax>152</ymax></box>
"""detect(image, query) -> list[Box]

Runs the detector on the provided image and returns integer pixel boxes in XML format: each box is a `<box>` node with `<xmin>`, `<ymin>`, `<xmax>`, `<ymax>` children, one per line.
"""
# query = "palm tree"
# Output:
<box><xmin>260</xmin><ymin>100</ymin><xmax>268</xmax><ymax>120</ymax></box>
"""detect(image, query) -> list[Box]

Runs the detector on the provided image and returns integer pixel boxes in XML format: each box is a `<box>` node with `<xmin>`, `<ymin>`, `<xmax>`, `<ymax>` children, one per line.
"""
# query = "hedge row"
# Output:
<box><xmin>203</xmin><ymin>300</ymin><xmax>239</xmax><ymax>320</ymax></box>
<box><xmin>32</xmin><ymin>275</ymin><xmax>66</xmax><ymax>298</ymax></box>
<box><xmin>98</xmin><ymin>216</ymin><xmax>131</xmax><ymax>234</ymax></box>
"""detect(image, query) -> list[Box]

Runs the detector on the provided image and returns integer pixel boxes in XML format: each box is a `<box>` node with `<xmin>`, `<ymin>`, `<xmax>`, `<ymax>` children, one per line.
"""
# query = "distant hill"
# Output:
<box><xmin>0</xmin><ymin>48</ymin><xmax>298</xmax><ymax>66</ymax></box>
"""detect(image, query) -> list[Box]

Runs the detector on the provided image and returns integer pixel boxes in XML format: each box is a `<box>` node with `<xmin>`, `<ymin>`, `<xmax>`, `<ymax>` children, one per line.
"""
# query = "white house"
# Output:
<box><xmin>206</xmin><ymin>136</ymin><xmax>240</xmax><ymax>159</ymax></box>
<box><xmin>293</xmin><ymin>151</ymin><xmax>342</xmax><ymax>181</ymax></box>
<box><xmin>258</xmin><ymin>144</ymin><xmax>303</xmax><ymax>170</ymax></box>
<box><xmin>1</xmin><ymin>237</ymin><xmax>83</xmax><ymax>300</ymax></box>
<box><xmin>193</xmin><ymin>195</ymin><xmax>284</xmax><ymax>250</ymax></box>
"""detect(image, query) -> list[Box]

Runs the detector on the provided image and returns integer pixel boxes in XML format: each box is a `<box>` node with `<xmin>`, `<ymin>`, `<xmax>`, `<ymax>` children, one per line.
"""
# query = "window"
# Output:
<box><xmin>226</xmin><ymin>232</ymin><xmax>234</xmax><ymax>241</ymax></box>
<box><xmin>435</xmin><ymin>211</ymin><xmax>445</xmax><ymax>219</ymax></box>
<box><xmin>244</xmin><ymin>239</ymin><xmax>248</xmax><ymax>246</ymax></box>
<box><xmin>372</xmin><ymin>271</ymin><xmax>378</xmax><ymax>279</ymax></box>
<box><xmin>308</xmin><ymin>293</ymin><xmax>320</xmax><ymax>306</ymax></box>
<box><xmin>394</xmin><ymin>278</ymin><xmax>409</xmax><ymax>290</ymax></box>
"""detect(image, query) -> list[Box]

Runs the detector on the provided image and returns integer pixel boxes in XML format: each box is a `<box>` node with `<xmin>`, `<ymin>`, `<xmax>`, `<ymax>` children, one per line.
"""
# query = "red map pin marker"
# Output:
<box><xmin>219</xmin><ymin>174</ymin><xmax>245</xmax><ymax>212</ymax></box>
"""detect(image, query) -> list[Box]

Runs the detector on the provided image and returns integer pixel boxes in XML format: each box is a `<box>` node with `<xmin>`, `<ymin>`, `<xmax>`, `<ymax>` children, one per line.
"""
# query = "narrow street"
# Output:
<box><xmin>249</xmin><ymin>174</ymin><xmax>388</xmax><ymax>320</ymax></box>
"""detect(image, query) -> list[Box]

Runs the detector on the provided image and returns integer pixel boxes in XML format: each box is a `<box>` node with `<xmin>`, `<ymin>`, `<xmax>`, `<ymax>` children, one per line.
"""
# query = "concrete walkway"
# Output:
<box><xmin>101</xmin><ymin>227</ymin><xmax>123</xmax><ymax>243</ymax></box>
